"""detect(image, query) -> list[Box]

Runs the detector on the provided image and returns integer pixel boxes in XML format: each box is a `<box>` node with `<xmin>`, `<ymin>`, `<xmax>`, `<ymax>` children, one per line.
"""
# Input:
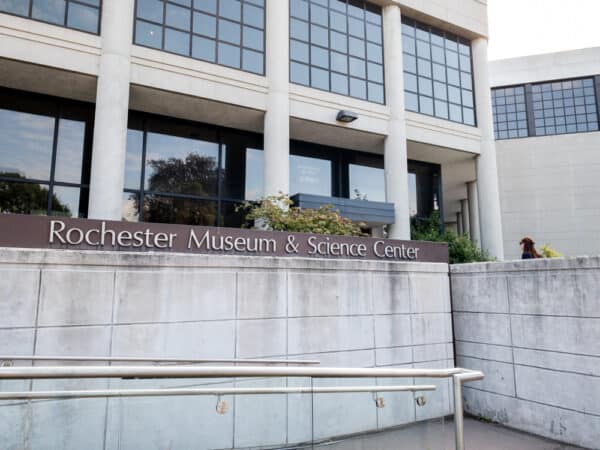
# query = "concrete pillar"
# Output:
<box><xmin>456</xmin><ymin>212</ymin><xmax>463</xmax><ymax>236</ymax></box>
<box><xmin>467</xmin><ymin>181</ymin><xmax>481</xmax><ymax>248</ymax></box>
<box><xmin>472</xmin><ymin>37</ymin><xmax>504</xmax><ymax>259</ymax></box>
<box><xmin>88</xmin><ymin>0</ymin><xmax>135</xmax><ymax>220</ymax></box>
<box><xmin>382</xmin><ymin>5</ymin><xmax>410</xmax><ymax>239</ymax></box>
<box><xmin>460</xmin><ymin>199</ymin><xmax>470</xmax><ymax>238</ymax></box>
<box><xmin>263</xmin><ymin>0</ymin><xmax>290</xmax><ymax>196</ymax></box>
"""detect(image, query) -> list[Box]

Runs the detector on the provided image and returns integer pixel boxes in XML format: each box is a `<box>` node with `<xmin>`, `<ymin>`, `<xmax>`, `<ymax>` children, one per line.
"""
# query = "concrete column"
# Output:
<box><xmin>263</xmin><ymin>0</ymin><xmax>290</xmax><ymax>196</ymax></box>
<box><xmin>88</xmin><ymin>0</ymin><xmax>134</xmax><ymax>220</ymax></box>
<box><xmin>456</xmin><ymin>212</ymin><xmax>463</xmax><ymax>235</ymax></box>
<box><xmin>467</xmin><ymin>181</ymin><xmax>481</xmax><ymax>248</ymax></box>
<box><xmin>472</xmin><ymin>37</ymin><xmax>504</xmax><ymax>259</ymax></box>
<box><xmin>460</xmin><ymin>199</ymin><xmax>470</xmax><ymax>238</ymax></box>
<box><xmin>382</xmin><ymin>5</ymin><xmax>410</xmax><ymax>239</ymax></box>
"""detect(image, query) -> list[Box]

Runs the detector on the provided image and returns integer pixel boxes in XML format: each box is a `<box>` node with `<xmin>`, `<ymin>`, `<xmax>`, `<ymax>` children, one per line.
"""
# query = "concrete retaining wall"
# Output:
<box><xmin>0</xmin><ymin>248</ymin><xmax>453</xmax><ymax>450</ymax></box>
<box><xmin>451</xmin><ymin>257</ymin><xmax>600</xmax><ymax>449</ymax></box>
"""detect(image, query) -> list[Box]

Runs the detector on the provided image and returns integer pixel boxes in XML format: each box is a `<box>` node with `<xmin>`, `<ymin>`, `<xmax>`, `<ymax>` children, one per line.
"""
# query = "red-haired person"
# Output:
<box><xmin>520</xmin><ymin>237</ymin><xmax>540</xmax><ymax>259</ymax></box>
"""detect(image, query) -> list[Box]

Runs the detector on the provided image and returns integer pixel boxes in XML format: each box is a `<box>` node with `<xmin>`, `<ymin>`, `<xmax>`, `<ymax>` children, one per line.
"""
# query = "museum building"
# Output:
<box><xmin>489</xmin><ymin>47</ymin><xmax>600</xmax><ymax>259</ymax></box>
<box><xmin>0</xmin><ymin>0</ymin><xmax>504</xmax><ymax>259</ymax></box>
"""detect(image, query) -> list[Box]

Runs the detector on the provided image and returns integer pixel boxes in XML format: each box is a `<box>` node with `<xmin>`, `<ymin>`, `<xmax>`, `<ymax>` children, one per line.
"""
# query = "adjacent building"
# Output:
<box><xmin>490</xmin><ymin>47</ymin><xmax>600</xmax><ymax>259</ymax></box>
<box><xmin>0</xmin><ymin>0</ymin><xmax>504</xmax><ymax>258</ymax></box>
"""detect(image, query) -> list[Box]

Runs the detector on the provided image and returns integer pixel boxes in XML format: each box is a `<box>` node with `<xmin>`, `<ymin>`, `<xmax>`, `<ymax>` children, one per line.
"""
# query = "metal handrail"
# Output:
<box><xmin>0</xmin><ymin>384</ymin><xmax>436</xmax><ymax>400</ymax></box>
<box><xmin>0</xmin><ymin>364</ymin><xmax>483</xmax><ymax>450</ymax></box>
<box><xmin>0</xmin><ymin>355</ymin><xmax>319</xmax><ymax>365</ymax></box>
<box><xmin>0</xmin><ymin>365</ymin><xmax>465</xmax><ymax>379</ymax></box>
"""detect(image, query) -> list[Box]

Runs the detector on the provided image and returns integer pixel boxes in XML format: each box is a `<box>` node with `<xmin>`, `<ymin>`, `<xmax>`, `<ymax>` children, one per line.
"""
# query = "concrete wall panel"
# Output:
<box><xmin>0</xmin><ymin>248</ymin><xmax>452</xmax><ymax>448</ymax></box>
<box><xmin>452</xmin><ymin>257</ymin><xmax>600</xmax><ymax>449</ymax></box>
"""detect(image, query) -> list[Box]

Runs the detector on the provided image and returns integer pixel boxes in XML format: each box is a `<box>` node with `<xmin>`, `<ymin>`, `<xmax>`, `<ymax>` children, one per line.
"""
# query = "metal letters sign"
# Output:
<box><xmin>0</xmin><ymin>214</ymin><xmax>448</xmax><ymax>263</ymax></box>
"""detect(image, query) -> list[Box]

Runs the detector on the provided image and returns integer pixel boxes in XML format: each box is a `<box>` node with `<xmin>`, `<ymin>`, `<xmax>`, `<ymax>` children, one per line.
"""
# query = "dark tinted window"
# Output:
<box><xmin>0</xmin><ymin>88</ymin><xmax>93</xmax><ymax>217</ymax></box>
<box><xmin>402</xmin><ymin>17</ymin><xmax>475</xmax><ymax>126</ymax></box>
<box><xmin>289</xmin><ymin>0</ymin><xmax>385</xmax><ymax>104</ymax></box>
<box><xmin>134</xmin><ymin>0</ymin><xmax>265</xmax><ymax>75</ymax></box>
<box><xmin>123</xmin><ymin>112</ymin><xmax>263</xmax><ymax>227</ymax></box>
<box><xmin>1</xmin><ymin>0</ymin><xmax>101</xmax><ymax>34</ymax></box>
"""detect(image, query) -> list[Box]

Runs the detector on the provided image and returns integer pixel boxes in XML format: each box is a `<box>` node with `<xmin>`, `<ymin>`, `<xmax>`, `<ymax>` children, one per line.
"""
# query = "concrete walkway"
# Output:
<box><xmin>301</xmin><ymin>417</ymin><xmax>583</xmax><ymax>450</ymax></box>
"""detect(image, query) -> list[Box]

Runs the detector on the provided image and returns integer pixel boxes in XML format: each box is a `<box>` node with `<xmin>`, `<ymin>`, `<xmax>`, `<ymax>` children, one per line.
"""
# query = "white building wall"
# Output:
<box><xmin>497</xmin><ymin>132</ymin><xmax>600</xmax><ymax>259</ymax></box>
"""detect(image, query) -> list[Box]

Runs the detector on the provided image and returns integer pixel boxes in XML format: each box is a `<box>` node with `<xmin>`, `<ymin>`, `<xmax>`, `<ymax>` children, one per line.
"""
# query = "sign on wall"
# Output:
<box><xmin>0</xmin><ymin>215</ymin><xmax>448</xmax><ymax>263</ymax></box>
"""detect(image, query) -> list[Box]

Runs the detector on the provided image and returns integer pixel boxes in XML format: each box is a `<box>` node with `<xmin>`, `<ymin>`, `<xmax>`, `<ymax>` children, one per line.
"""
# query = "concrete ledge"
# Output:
<box><xmin>450</xmin><ymin>255</ymin><xmax>600</xmax><ymax>274</ymax></box>
<box><xmin>0</xmin><ymin>248</ymin><xmax>449</xmax><ymax>273</ymax></box>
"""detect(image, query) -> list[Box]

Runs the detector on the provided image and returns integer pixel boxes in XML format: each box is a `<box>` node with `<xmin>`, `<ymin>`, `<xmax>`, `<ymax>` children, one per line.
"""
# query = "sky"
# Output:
<box><xmin>488</xmin><ymin>0</ymin><xmax>600</xmax><ymax>60</ymax></box>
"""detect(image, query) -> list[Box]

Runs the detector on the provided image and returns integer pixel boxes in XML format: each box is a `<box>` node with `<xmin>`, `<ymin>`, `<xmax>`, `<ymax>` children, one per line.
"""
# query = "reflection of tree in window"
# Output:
<box><xmin>0</xmin><ymin>173</ymin><xmax>70</xmax><ymax>216</ymax></box>
<box><xmin>139</xmin><ymin>154</ymin><xmax>220</xmax><ymax>225</ymax></box>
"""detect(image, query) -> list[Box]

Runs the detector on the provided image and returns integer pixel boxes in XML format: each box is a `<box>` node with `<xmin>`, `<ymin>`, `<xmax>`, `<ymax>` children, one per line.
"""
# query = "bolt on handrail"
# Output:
<box><xmin>0</xmin><ymin>364</ymin><xmax>483</xmax><ymax>450</ymax></box>
<box><xmin>0</xmin><ymin>355</ymin><xmax>319</xmax><ymax>365</ymax></box>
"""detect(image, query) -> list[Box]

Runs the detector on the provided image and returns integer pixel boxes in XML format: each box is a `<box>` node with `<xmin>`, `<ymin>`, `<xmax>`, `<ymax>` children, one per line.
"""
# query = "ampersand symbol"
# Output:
<box><xmin>285</xmin><ymin>235</ymin><xmax>300</xmax><ymax>253</ymax></box>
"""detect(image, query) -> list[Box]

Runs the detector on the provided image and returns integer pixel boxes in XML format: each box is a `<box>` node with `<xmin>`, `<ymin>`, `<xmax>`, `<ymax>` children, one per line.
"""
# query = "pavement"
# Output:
<box><xmin>289</xmin><ymin>417</ymin><xmax>583</xmax><ymax>450</ymax></box>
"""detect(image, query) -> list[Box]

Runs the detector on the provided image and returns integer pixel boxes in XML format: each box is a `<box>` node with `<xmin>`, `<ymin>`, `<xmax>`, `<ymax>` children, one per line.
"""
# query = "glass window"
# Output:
<box><xmin>244</xmin><ymin>148</ymin><xmax>263</xmax><ymax>200</ymax></box>
<box><xmin>1</xmin><ymin>0</ymin><xmax>101</xmax><ymax>34</ymax></box>
<box><xmin>529</xmin><ymin>78</ymin><xmax>598</xmax><ymax>137</ymax></box>
<box><xmin>493</xmin><ymin>77</ymin><xmax>599</xmax><ymax>139</ymax></box>
<box><xmin>349</xmin><ymin>164</ymin><xmax>385</xmax><ymax>202</ymax></box>
<box><xmin>134</xmin><ymin>0</ymin><xmax>265</xmax><ymax>75</ymax></box>
<box><xmin>124</xmin><ymin>113</ymin><xmax>263</xmax><ymax>226</ymax></box>
<box><xmin>0</xmin><ymin>88</ymin><xmax>92</xmax><ymax>217</ymax></box>
<box><xmin>402</xmin><ymin>18</ymin><xmax>475</xmax><ymax>126</ymax></box>
<box><xmin>492</xmin><ymin>85</ymin><xmax>528</xmax><ymax>140</ymax></box>
<box><xmin>289</xmin><ymin>0</ymin><xmax>384</xmax><ymax>104</ymax></box>
<box><xmin>289</xmin><ymin>154</ymin><xmax>332</xmax><ymax>196</ymax></box>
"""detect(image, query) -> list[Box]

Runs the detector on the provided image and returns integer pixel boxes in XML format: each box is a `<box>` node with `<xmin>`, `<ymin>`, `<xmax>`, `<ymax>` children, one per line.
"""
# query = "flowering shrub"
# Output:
<box><xmin>540</xmin><ymin>244</ymin><xmax>562</xmax><ymax>258</ymax></box>
<box><xmin>238</xmin><ymin>194</ymin><xmax>366</xmax><ymax>236</ymax></box>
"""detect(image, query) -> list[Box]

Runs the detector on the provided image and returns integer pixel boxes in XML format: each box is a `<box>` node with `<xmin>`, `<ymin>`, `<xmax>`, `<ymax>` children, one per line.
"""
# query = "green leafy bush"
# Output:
<box><xmin>411</xmin><ymin>212</ymin><xmax>493</xmax><ymax>264</ymax></box>
<box><xmin>238</xmin><ymin>194</ymin><xmax>366</xmax><ymax>236</ymax></box>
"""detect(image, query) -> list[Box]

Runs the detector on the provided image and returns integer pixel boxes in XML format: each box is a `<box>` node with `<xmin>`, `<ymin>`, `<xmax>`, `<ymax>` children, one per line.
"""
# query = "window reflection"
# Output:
<box><xmin>290</xmin><ymin>154</ymin><xmax>332</xmax><ymax>196</ymax></box>
<box><xmin>144</xmin><ymin>133</ymin><xmax>219</xmax><ymax>196</ymax></box>
<box><xmin>52</xmin><ymin>185</ymin><xmax>83</xmax><ymax>217</ymax></box>
<box><xmin>402</xmin><ymin>17</ymin><xmax>475</xmax><ymax>126</ymax></box>
<box><xmin>245</xmin><ymin>148</ymin><xmax>263</xmax><ymax>200</ymax></box>
<box><xmin>134</xmin><ymin>0</ymin><xmax>265</xmax><ymax>75</ymax></box>
<box><xmin>124</xmin><ymin>113</ymin><xmax>263</xmax><ymax>227</ymax></box>
<box><xmin>122</xmin><ymin>192</ymin><xmax>140</xmax><ymax>222</ymax></box>
<box><xmin>0</xmin><ymin>181</ymin><xmax>48</xmax><ymax>215</ymax></box>
<box><xmin>143</xmin><ymin>195</ymin><xmax>217</xmax><ymax>226</ymax></box>
<box><xmin>349</xmin><ymin>164</ymin><xmax>385</xmax><ymax>202</ymax></box>
<box><xmin>54</xmin><ymin>119</ymin><xmax>86</xmax><ymax>184</ymax></box>
<box><xmin>0</xmin><ymin>109</ymin><xmax>55</xmax><ymax>181</ymax></box>
<box><xmin>289</xmin><ymin>0</ymin><xmax>385</xmax><ymax>103</ymax></box>
<box><xmin>408</xmin><ymin>173</ymin><xmax>417</xmax><ymax>217</ymax></box>
<box><xmin>1</xmin><ymin>0</ymin><xmax>101</xmax><ymax>34</ymax></box>
<box><xmin>0</xmin><ymin>88</ymin><xmax>92</xmax><ymax>217</ymax></box>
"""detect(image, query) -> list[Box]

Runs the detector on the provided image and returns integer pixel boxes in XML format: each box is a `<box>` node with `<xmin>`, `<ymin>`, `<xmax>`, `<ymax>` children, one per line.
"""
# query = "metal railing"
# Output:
<box><xmin>0</xmin><ymin>361</ymin><xmax>483</xmax><ymax>450</ymax></box>
<box><xmin>0</xmin><ymin>355</ymin><xmax>320</xmax><ymax>365</ymax></box>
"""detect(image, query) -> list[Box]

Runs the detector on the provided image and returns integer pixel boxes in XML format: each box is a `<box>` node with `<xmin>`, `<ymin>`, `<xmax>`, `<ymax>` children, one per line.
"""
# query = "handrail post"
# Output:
<box><xmin>453</xmin><ymin>374</ymin><xmax>464</xmax><ymax>450</ymax></box>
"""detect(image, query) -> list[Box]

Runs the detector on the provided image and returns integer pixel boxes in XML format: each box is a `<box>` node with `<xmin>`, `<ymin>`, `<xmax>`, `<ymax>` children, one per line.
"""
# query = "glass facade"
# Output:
<box><xmin>402</xmin><ymin>17</ymin><xmax>475</xmax><ymax>126</ymax></box>
<box><xmin>492</xmin><ymin>77</ymin><xmax>600</xmax><ymax>139</ymax></box>
<box><xmin>0</xmin><ymin>88</ymin><xmax>92</xmax><ymax>217</ymax></box>
<box><xmin>123</xmin><ymin>112</ymin><xmax>262</xmax><ymax>227</ymax></box>
<box><xmin>134</xmin><ymin>0</ymin><xmax>265</xmax><ymax>75</ymax></box>
<box><xmin>532</xmin><ymin>78</ymin><xmax>598</xmax><ymax>136</ymax></box>
<box><xmin>0</xmin><ymin>0</ymin><xmax>101</xmax><ymax>34</ymax></box>
<box><xmin>491</xmin><ymin>86</ymin><xmax>528</xmax><ymax>139</ymax></box>
<box><xmin>289</xmin><ymin>0</ymin><xmax>385</xmax><ymax>104</ymax></box>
